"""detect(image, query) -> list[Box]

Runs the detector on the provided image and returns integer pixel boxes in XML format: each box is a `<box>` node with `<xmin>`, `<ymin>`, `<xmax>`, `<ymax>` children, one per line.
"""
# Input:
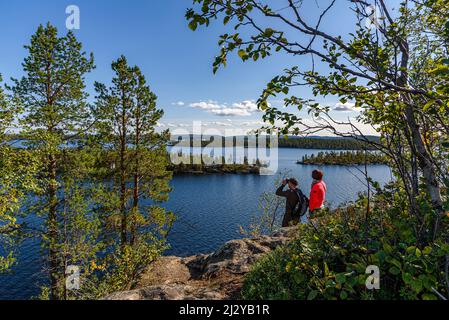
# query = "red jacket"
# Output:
<box><xmin>309</xmin><ymin>181</ymin><xmax>327</xmax><ymax>211</ymax></box>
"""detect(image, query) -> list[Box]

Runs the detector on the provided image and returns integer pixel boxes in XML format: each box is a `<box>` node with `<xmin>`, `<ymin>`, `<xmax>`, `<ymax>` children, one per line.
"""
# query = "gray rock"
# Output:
<box><xmin>103</xmin><ymin>227</ymin><xmax>295</xmax><ymax>300</ymax></box>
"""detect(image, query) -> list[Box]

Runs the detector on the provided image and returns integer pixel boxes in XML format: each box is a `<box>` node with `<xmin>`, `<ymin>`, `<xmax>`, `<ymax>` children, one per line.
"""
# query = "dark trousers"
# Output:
<box><xmin>282</xmin><ymin>211</ymin><xmax>300</xmax><ymax>227</ymax></box>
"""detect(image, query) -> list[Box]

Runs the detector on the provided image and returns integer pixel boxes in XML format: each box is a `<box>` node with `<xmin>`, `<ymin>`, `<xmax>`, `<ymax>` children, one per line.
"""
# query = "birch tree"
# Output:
<box><xmin>186</xmin><ymin>0</ymin><xmax>449</xmax><ymax>241</ymax></box>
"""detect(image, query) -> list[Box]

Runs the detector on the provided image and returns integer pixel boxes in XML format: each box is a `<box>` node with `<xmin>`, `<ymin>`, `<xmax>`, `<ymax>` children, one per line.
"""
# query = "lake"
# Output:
<box><xmin>0</xmin><ymin>148</ymin><xmax>392</xmax><ymax>299</ymax></box>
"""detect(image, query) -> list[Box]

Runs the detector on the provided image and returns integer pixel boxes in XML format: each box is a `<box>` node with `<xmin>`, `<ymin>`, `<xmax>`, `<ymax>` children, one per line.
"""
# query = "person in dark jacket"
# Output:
<box><xmin>276</xmin><ymin>178</ymin><xmax>302</xmax><ymax>227</ymax></box>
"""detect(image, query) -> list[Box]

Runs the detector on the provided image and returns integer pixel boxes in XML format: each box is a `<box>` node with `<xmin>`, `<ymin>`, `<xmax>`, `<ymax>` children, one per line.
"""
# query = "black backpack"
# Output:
<box><xmin>294</xmin><ymin>189</ymin><xmax>309</xmax><ymax>218</ymax></box>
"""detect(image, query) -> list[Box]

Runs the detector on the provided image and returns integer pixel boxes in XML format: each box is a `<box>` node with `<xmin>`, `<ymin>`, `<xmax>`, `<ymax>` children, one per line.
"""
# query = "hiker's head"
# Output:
<box><xmin>287</xmin><ymin>178</ymin><xmax>298</xmax><ymax>190</ymax></box>
<box><xmin>312</xmin><ymin>170</ymin><xmax>324</xmax><ymax>181</ymax></box>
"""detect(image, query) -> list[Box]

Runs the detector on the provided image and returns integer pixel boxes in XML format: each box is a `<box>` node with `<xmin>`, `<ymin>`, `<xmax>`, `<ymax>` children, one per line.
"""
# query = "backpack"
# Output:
<box><xmin>294</xmin><ymin>189</ymin><xmax>309</xmax><ymax>218</ymax></box>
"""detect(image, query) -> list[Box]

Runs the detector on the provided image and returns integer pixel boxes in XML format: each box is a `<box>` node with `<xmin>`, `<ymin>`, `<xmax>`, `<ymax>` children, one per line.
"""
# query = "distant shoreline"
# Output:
<box><xmin>7</xmin><ymin>135</ymin><xmax>380</xmax><ymax>151</ymax></box>
<box><xmin>169</xmin><ymin>164</ymin><xmax>262</xmax><ymax>175</ymax></box>
<box><xmin>170</xmin><ymin>136</ymin><xmax>380</xmax><ymax>151</ymax></box>
<box><xmin>296</xmin><ymin>162</ymin><xmax>388</xmax><ymax>166</ymax></box>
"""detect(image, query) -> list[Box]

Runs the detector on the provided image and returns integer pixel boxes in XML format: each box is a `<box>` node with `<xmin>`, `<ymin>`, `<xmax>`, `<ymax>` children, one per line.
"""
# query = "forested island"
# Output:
<box><xmin>297</xmin><ymin>151</ymin><xmax>389</xmax><ymax>166</ymax></box>
<box><xmin>167</xmin><ymin>153</ymin><xmax>265</xmax><ymax>175</ymax></box>
<box><xmin>170</xmin><ymin>163</ymin><xmax>261</xmax><ymax>175</ymax></box>
<box><xmin>278</xmin><ymin>137</ymin><xmax>379</xmax><ymax>150</ymax></box>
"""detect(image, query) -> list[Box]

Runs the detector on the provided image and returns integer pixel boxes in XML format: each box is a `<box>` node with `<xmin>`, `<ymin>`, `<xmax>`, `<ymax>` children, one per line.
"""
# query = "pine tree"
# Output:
<box><xmin>93</xmin><ymin>56</ymin><xmax>175</xmax><ymax>292</ymax></box>
<box><xmin>9</xmin><ymin>23</ymin><xmax>96</xmax><ymax>300</ymax></box>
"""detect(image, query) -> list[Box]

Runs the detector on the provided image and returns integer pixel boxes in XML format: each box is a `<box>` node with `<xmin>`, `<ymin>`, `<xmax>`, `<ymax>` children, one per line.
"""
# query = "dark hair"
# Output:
<box><xmin>312</xmin><ymin>170</ymin><xmax>324</xmax><ymax>181</ymax></box>
<box><xmin>287</xmin><ymin>178</ymin><xmax>298</xmax><ymax>186</ymax></box>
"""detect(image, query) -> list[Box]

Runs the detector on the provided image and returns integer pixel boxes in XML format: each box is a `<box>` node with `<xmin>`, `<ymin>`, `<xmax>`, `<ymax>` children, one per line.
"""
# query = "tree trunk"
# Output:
<box><xmin>131</xmin><ymin>114</ymin><xmax>140</xmax><ymax>246</ymax></box>
<box><xmin>131</xmin><ymin>170</ymin><xmax>139</xmax><ymax>246</ymax></box>
<box><xmin>120</xmin><ymin>101</ymin><xmax>127</xmax><ymax>248</ymax></box>
<box><xmin>48</xmin><ymin>153</ymin><xmax>60</xmax><ymax>300</ymax></box>
<box><xmin>398</xmin><ymin>40</ymin><xmax>444</xmax><ymax>220</ymax></box>
<box><xmin>404</xmin><ymin>104</ymin><xmax>443</xmax><ymax>213</ymax></box>
<box><xmin>120</xmin><ymin>137</ymin><xmax>127</xmax><ymax>248</ymax></box>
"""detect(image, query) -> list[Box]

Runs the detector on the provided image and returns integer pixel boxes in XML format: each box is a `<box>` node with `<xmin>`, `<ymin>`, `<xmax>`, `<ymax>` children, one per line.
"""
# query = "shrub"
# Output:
<box><xmin>242</xmin><ymin>185</ymin><xmax>449</xmax><ymax>300</ymax></box>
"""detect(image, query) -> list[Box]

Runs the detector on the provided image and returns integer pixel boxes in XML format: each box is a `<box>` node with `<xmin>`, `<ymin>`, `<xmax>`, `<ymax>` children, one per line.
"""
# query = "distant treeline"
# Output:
<box><xmin>298</xmin><ymin>151</ymin><xmax>389</xmax><ymax>166</ymax></box>
<box><xmin>170</xmin><ymin>135</ymin><xmax>380</xmax><ymax>150</ymax></box>
<box><xmin>278</xmin><ymin>137</ymin><xmax>380</xmax><ymax>150</ymax></box>
<box><xmin>7</xmin><ymin>134</ymin><xmax>378</xmax><ymax>151</ymax></box>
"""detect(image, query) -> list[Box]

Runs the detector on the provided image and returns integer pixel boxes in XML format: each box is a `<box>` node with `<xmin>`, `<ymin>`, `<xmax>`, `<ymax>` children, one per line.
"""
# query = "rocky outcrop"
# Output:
<box><xmin>104</xmin><ymin>227</ymin><xmax>296</xmax><ymax>300</ymax></box>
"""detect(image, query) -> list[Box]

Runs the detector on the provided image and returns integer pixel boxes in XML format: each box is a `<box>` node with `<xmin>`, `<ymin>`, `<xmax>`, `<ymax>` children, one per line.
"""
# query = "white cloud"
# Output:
<box><xmin>189</xmin><ymin>100</ymin><xmax>262</xmax><ymax>117</ymax></box>
<box><xmin>189</xmin><ymin>100</ymin><xmax>222</xmax><ymax>110</ymax></box>
<box><xmin>172</xmin><ymin>101</ymin><xmax>185</xmax><ymax>106</ymax></box>
<box><xmin>334</xmin><ymin>102</ymin><xmax>357</xmax><ymax>112</ymax></box>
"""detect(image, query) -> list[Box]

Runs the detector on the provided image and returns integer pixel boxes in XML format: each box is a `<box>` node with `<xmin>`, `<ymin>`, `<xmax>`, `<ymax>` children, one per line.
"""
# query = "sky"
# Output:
<box><xmin>0</xmin><ymin>0</ymin><xmax>385</xmax><ymax>136</ymax></box>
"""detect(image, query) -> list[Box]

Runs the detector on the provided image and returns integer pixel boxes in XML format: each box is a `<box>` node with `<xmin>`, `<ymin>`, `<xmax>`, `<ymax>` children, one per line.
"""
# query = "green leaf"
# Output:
<box><xmin>410</xmin><ymin>279</ymin><xmax>423</xmax><ymax>293</ymax></box>
<box><xmin>188</xmin><ymin>21</ymin><xmax>198</xmax><ymax>31</ymax></box>
<box><xmin>406</xmin><ymin>246</ymin><xmax>417</xmax><ymax>254</ymax></box>
<box><xmin>238</xmin><ymin>49</ymin><xmax>246</xmax><ymax>59</ymax></box>
<box><xmin>383</xmin><ymin>243</ymin><xmax>393</xmax><ymax>253</ymax></box>
<box><xmin>324</xmin><ymin>262</ymin><xmax>329</xmax><ymax>276</ymax></box>
<box><xmin>423</xmin><ymin>101</ymin><xmax>434</xmax><ymax>112</ymax></box>
<box><xmin>389</xmin><ymin>266</ymin><xmax>400</xmax><ymax>275</ymax></box>
<box><xmin>402</xmin><ymin>273</ymin><xmax>413</xmax><ymax>284</ymax></box>
<box><xmin>259</xmin><ymin>100</ymin><xmax>269</xmax><ymax>111</ymax></box>
<box><xmin>340</xmin><ymin>290</ymin><xmax>348</xmax><ymax>300</ymax></box>
<box><xmin>415</xmin><ymin>248</ymin><xmax>422</xmax><ymax>258</ymax></box>
<box><xmin>419</xmin><ymin>275</ymin><xmax>434</xmax><ymax>290</ymax></box>
<box><xmin>264</xmin><ymin>28</ymin><xmax>275</xmax><ymax>37</ymax></box>
<box><xmin>307</xmin><ymin>290</ymin><xmax>318</xmax><ymax>300</ymax></box>
<box><xmin>292</xmin><ymin>269</ymin><xmax>305</xmax><ymax>283</ymax></box>
<box><xmin>336</xmin><ymin>273</ymin><xmax>346</xmax><ymax>284</ymax></box>
<box><xmin>422</xmin><ymin>293</ymin><xmax>438</xmax><ymax>300</ymax></box>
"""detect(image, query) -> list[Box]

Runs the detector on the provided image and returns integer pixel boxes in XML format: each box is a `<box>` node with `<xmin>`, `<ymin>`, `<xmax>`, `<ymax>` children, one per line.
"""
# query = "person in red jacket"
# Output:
<box><xmin>309</xmin><ymin>170</ymin><xmax>327</xmax><ymax>216</ymax></box>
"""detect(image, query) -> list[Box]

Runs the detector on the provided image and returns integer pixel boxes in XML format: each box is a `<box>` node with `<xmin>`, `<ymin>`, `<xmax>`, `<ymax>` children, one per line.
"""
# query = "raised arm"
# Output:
<box><xmin>276</xmin><ymin>183</ymin><xmax>288</xmax><ymax>197</ymax></box>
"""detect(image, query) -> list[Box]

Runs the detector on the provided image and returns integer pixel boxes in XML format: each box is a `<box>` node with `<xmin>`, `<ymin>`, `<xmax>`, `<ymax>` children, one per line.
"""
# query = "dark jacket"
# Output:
<box><xmin>276</xmin><ymin>185</ymin><xmax>301</xmax><ymax>227</ymax></box>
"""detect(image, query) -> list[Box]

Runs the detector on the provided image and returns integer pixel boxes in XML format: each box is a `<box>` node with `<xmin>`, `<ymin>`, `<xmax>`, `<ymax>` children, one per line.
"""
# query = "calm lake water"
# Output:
<box><xmin>0</xmin><ymin>148</ymin><xmax>392</xmax><ymax>300</ymax></box>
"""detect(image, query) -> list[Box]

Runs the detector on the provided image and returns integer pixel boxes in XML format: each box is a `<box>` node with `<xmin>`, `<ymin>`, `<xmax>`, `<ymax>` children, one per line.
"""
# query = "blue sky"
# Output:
<box><xmin>0</xmin><ymin>0</ymin><xmax>384</xmax><ymax>135</ymax></box>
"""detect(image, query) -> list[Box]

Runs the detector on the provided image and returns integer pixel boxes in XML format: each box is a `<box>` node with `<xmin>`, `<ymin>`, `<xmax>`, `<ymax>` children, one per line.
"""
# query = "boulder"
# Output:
<box><xmin>104</xmin><ymin>227</ymin><xmax>296</xmax><ymax>300</ymax></box>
